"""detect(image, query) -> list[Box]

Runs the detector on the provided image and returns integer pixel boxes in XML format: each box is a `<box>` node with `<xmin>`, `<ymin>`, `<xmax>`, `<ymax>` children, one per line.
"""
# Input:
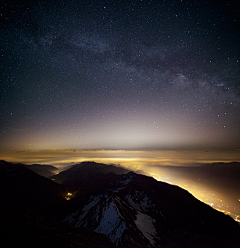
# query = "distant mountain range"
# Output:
<box><xmin>51</xmin><ymin>161</ymin><xmax>130</xmax><ymax>193</ymax></box>
<box><xmin>0</xmin><ymin>160</ymin><xmax>113</xmax><ymax>248</ymax></box>
<box><xmin>23</xmin><ymin>163</ymin><xmax>60</xmax><ymax>178</ymax></box>
<box><xmin>1</xmin><ymin>160</ymin><xmax>239</xmax><ymax>247</ymax></box>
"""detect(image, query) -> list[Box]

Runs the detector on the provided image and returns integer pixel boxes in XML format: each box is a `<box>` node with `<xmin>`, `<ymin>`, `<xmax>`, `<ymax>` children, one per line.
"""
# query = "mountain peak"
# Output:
<box><xmin>51</xmin><ymin>161</ymin><xmax>130</xmax><ymax>189</ymax></box>
<box><xmin>61</xmin><ymin>164</ymin><xmax>240</xmax><ymax>247</ymax></box>
<box><xmin>3</xmin><ymin>160</ymin><xmax>239</xmax><ymax>247</ymax></box>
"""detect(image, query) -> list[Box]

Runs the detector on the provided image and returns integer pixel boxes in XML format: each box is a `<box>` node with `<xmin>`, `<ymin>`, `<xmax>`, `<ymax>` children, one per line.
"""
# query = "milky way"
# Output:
<box><xmin>1</xmin><ymin>0</ymin><xmax>240</xmax><ymax>151</ymax></box>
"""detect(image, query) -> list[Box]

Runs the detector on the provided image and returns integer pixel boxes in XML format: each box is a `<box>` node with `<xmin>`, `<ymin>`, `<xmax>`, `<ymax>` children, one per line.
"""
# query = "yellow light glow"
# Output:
<box><xmin>1</xmin><ymin>149</ymin><xmax>239</xmax><ymax>221</ymax></box>
<box><xmin>64</xmin><ymin>192</ymin><xmax>74</xmax><ymax>201</ymax></box>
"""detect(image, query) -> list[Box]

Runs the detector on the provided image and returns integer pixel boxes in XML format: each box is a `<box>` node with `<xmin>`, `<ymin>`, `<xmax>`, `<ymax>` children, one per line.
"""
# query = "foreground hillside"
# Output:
<box><xmin>1</xmin><ymin>160</ymin><xmax>240</xmax><ymax>247</ymax></box>
<box><xmin>0</xmin><ymin>161</ymin><xmax>114</xmax><ymax>248</ymax></box>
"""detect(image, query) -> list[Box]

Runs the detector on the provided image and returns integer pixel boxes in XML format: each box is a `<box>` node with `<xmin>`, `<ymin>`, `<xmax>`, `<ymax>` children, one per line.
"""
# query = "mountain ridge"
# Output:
<box><xmin>0</xmin><ymin>160</ymin><xmax>115</xmax><ymax>248</ymax></box>
<box><xmin>1</xmin><ymin>160</ymin><xmax>240</xmax><ymax>247</ymax></box>
<box><xmin>56</xmin><ymin>162</ymin><xmax>240</xmax><ymax>247</ymax></box>
<box><xmin>23</xmin><ymin>163</ymin><xmax>59</xmax><ymax>178</ymax></box>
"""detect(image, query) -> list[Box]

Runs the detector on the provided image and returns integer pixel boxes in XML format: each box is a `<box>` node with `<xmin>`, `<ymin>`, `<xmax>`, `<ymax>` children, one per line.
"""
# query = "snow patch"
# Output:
<box><xmin>63</xmin><ymin>194</ymin><xmax>127</xmax><ymax>245</ymax></box>
<box><xmin>75</xmin><ymin>195</ymin><xmax>100</xmax><ymax>227</ymax></box>
<box><xmin>95</xmin><ymin>201</ymin><xmax>119</xmax><ymax>235</ymax></box>
<box><xmin>135</xmin><ymin>212</ymin><xmax>158</xmax><ymax>245</ymax></box>
<box><xmin>126</xmin><ymin>191</ymin><xmax>152</xmax><ymax>212</ymax></box>
<box><xmin>63</xmin><ymin>195</ymin><xmax>100</xmax><ymax>227</ymax></box>
<box><xmin>94</xmin><ymin>201</ymin><xmax>127</xmax><ymax>245</ymax></box>
<box><xmin>83</xmin><ymin>195</ymin><xmax>101</xmax><ymax>211</ymax></box>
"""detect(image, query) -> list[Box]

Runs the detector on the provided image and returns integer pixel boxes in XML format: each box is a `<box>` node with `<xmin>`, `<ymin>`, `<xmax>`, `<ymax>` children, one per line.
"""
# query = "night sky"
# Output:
<box><xmin>1</xmin><ymin>0</ymin><xmax>240</xmax><ymax>152</ymax></box>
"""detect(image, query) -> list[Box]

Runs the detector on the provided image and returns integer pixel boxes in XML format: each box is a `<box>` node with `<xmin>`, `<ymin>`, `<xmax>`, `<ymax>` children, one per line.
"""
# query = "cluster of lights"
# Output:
<box><xmin>150</xmin><ymin>173</ymin><xmax>240</xmax><ymax>223</ymax></box>
<box><xmin>65</xmin><ymin>192</ymin><xmax>73</xmax><ymax>201</ymax></box>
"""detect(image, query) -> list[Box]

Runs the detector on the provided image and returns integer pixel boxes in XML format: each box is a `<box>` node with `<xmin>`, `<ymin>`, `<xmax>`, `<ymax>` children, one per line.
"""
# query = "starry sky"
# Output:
<box><xmin>1</xmin><ymin>0</ymin><xmax>240</xmax><ymax>153</ymax></box>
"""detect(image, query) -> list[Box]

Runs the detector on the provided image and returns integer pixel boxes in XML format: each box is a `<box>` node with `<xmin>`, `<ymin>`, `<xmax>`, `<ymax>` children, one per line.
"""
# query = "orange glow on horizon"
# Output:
<box><xmin>1</xmin><ymin>149</ymin><xmax>239</xmax><ymax>222</ymax></box>
<box><xmin>0</xmin><ymin>148</ymin><xmax>239</xmax><ymax>169</ymax></box>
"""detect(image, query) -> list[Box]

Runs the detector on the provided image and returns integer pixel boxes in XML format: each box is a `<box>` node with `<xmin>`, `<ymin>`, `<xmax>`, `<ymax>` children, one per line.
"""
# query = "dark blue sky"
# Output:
<box><xmin>1</xmin><ymin>0</ymin><xmax>240</xmax><ymax>151</ymax></box>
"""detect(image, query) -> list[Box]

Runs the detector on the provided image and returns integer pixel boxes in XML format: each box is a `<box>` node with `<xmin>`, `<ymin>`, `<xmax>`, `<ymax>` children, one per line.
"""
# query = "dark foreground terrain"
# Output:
<box><xmin>1</xmin><ymin>160</ymin><xmax>239</xmax><ymax>247</ymax></box>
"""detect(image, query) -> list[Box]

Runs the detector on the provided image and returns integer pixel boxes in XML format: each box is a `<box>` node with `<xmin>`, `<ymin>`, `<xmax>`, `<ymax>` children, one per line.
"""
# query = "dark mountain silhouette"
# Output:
<box><xmin>51</xmin><ymin>161</ymin><xmax>130</xmax><ymax>192</ymax></box>
<box><xmin>0</xmin><ymin>160</ymin><xmax>114</xmax><ymax>248</ymax></box>
<box><xmin>1</xmin><ymin>160</ymin><xmax>240</xmax><ymax>247</ymax></box>
<box><xmin>23</xmin><ymin>163</ymin><xmax>59</xmax><ymax>178</ymax></box>
<box><xmin>0</xmin><ymin>160</ymin><xmax>65</xmax><ymax>209</ymax></box>
<box><xmin>55</xmin><ymin>161</ymin><xmax>240</xmax><ymax>247</ymax></box>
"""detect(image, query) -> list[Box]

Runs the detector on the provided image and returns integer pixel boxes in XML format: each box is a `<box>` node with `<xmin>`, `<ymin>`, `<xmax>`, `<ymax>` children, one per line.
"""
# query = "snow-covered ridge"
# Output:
<box><xmin>126</xmin><ymin>190</ymin><xmax>155</xmax><ymax>213</ymax></box>
<box><xmin>63</xmin><ymin>172</ymin><xmax>164</xmax><ymax>246</ymax></box>
<box><xmin>64</xmin><ymin>194</ymin><xmax>127</xmax><ymax>245</ymax></box>
<box><xmin>94</xmin><ymin>199</ymin><xmax>127</xmax><ymax>245</ymax></box>
<box><xmin>135</xmin><ymin>211</ymin><xmax>158</xmax><ymax>245</ymax></box>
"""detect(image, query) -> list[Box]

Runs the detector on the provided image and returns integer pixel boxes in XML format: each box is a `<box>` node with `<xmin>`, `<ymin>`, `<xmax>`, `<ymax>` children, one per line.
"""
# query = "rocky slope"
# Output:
<box><xmin>0</xmin><ymin>160</ymin><xmax>114</xmax><ymax>248</ymax></box>
<box><xmin>1</xmin><ymin>160</ymin><xmax>240</xmax><ymax>247</ymax></box>
<box><xmin>58</xmin><ymin>164</ymin><xmax>240</xmax><ymax>247</ymax></box>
